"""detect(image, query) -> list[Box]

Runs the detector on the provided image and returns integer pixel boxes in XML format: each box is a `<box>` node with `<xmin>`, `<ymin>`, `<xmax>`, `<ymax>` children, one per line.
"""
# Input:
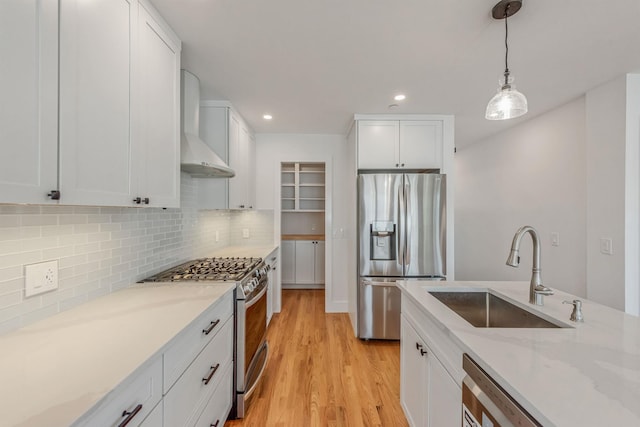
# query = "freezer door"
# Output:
<box><xmin>404</xmin><ymin>174</ymin><xmax>446</xmax><ymax>277</ymax></box>
<box><xmin>358</xmin><ymin>278</ymin><xmax>401</xmax><ymax>339</ymax></box>
<box><xmin>358</xmin><ymin>174</ymin><xmax>404</xmax><ymax>277</ymax></box>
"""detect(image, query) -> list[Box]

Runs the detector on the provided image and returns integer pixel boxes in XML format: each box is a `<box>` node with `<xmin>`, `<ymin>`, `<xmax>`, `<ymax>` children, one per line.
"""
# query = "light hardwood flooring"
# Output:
<box><xmin>225</xmin><ymin>289</ymin><xmax>408</xmax><ymax>427</ymax></box>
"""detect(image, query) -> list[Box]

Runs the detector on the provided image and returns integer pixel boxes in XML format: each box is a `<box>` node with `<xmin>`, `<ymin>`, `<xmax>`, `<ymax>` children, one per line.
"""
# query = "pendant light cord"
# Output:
<box><xmin>504</xmin><ymin>12</ymin><xmax>509</xmax><ymax>74</ymax></box>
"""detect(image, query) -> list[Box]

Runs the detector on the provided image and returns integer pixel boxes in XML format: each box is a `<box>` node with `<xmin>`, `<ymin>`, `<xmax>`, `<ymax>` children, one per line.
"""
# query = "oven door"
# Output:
<box><xmin>235</xmin><ymin>278</ymin><xmax>269</xmax><ymax>418</ymax></box>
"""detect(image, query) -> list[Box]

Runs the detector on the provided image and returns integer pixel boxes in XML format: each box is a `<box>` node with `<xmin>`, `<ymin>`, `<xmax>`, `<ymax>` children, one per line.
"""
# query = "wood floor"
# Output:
<box><xmin>225</xmin><ymin>290</ymin><xmax>409</xmax><ymax>427</ymax></box>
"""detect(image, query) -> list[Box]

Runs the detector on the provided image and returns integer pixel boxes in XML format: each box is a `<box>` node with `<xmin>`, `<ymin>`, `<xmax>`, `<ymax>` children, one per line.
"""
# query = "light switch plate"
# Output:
<box><xmin>551</xmin><ymin>232</ymin><xmax>560</xmax><ymax>247</ymax></box>
<box><xmin>25</xmin><ymin>260</ymin><xmax>59</xmax><ymax>297</ymax></box>
<box><xmin>242</xmin><ymin>228</ymin><xmax>250</xmax><ymax>239</ymax></box>
<box><xmin>600</xmin><ymin>238</ymin><xmax>613</xmax><ymax>255</ymax></box>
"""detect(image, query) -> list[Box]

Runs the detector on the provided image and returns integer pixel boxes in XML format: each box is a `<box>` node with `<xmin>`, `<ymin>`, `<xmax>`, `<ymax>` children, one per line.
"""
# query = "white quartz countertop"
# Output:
<box><xmin>0</xmin><ymin>282</ymin><xmax>235</xmax><ymax>427</ymax></box>
<box><xmin>398</xmin><ymin>280</ymin><xmax>640</xmax><ymax>426</ymax></box>
<box><xmin>208</xmin><ymin>244</ymin><xmax>278</xmax><ymax>260</ymax></box>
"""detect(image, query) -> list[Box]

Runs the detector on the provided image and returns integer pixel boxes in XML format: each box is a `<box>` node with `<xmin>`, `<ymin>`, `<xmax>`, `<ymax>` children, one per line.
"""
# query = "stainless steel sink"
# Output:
<box><xmin>428</xmin><ymin>291</ymin><xmax>565</xmax><ymax>328</ymax></box>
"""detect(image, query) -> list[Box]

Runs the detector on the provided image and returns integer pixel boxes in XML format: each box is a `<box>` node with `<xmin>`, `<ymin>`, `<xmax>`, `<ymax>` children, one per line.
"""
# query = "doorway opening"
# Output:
<box><xmin>279</xmin><ymin>162</ymin><xmax>326</xmax><ymax>292</ymax></box>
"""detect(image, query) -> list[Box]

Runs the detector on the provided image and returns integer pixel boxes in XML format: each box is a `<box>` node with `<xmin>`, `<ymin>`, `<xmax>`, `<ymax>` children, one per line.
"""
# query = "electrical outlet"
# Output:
<box><xmin>215</xmin><ymin>230</ymin><xmax>220</xmax><ymax>242</ymax></box>
<box><xmin>311</xmin><ymin>223</ymin><xmax>317</xmax><ymax>231</ymax></box>
<box><xmin>550</xmin><ymin>232</ymin><xmax>560</xmax><ymax>247</ymax></box>
<box><xmin>242</xmin><ymin>228</ymin><xmax>250</xmax><ymax>239</ymax></box>
<box><xmin>25</xmin><ymin>260</ymin><xmax>59</xmax><ymax>297</ymax></box>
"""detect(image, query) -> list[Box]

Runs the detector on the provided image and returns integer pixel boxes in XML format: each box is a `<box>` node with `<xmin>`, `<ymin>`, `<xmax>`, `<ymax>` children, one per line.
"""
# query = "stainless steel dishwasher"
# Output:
<box><xmin>462</xmin><ymin>354</ymin><xmax>541</xmax><ymax>427</ymax></box>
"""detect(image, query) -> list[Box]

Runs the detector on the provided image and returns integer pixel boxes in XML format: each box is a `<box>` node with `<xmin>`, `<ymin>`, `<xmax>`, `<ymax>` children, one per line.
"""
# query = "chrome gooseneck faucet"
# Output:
<box><xmin>506</xmin><ymin>226</ymin><xmax>554</xmax><ymax>305</ymax></box>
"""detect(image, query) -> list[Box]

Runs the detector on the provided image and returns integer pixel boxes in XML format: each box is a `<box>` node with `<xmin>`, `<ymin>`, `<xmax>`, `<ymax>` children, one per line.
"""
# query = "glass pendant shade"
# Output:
<box><xmin>485</xmin><ymin>75</ymin><xmax>528</xmax><ymax>120</ymax></box>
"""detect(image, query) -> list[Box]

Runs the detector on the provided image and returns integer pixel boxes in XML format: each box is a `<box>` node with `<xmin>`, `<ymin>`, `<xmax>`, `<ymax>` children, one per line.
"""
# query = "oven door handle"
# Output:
<box><xmin>245</xmin><ymin>283</ymin><xmax>268</xmax><ymax>308</ymax></box>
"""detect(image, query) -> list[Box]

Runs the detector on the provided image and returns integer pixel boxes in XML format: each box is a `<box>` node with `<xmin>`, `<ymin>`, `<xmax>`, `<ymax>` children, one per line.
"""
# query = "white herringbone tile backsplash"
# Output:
<box><xmin>0</xmin><ymin>173</ymin><xmax>274</xmax><ymax>334</ymax></box>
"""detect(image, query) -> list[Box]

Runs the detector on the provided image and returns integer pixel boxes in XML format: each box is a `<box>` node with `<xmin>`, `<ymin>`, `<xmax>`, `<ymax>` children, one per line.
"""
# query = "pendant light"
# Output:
<box><xmin>485</xmin><ymin>0</ymin><xmax>528</xmax><ymax>120</ymax></box>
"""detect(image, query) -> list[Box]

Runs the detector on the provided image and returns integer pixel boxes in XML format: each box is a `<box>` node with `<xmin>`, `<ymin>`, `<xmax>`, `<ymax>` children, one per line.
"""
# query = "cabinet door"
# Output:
<box><xmin>139</xmin><ymin>402</ymin><xmax>163</xmax><ymax>427</ymax></box>
<box><xmin>247</xmin><ymin>132</ymin><xmax>256</xmax><ymax>208</ymax></box>
<box><xmin>59</xmin><ymin>0</ymin><xmax>135</xmax><ymax>206</ymax></box>
<box><xmin>314</xmin><ymin>241</ymin><xmax>325</xmax><ymax>284</ymax></box>
<box><xmin>198</xmin><ymin>106</ymin><xmax>229</xmax><ymax>209</ymax></box>
<box><xmin>400</xmin><ymin>316</ymin><xmax>428</xmax><ymax>427</ymax></box>
<box><xmin>294</xmin><ymin>241</ymin><xmax>316</xmax><ymax>284</ymax></box>
<box><xmin>428</xmin><ymin>355</ymin><xmax>461</xmax><ymax>427</ymax></box>
<box><xmin>266</xmin><ymin>256</ymin><xmax>277</xmax><ymax>324</ymax></box>
<box><xmin>0</xmin><ymin>0</ymin><xmax>58</xmax><ymax>203</ymax></box>
<box><xmin>400</xmin><ymin>121</ymin><xmax>443</xmax><ymax>169</ymax></box>
<box><xmin>357</xmin><ymin>121</ymin><xmax>399</xmax><ymax>169</ymax></box>
<box><xmin>227</xmin><ymin>112</ymin><xmax>244</xmax><ymax>208</ymax></box>
<box><xmin>135</xmin><ymin>2</ymin><xmax>180</xmax><ymax>208</ymax></box>
<box><xmin>281</xmin><ymin>241</ymin><xmax>296</xmax><ymax>284</ymax></box>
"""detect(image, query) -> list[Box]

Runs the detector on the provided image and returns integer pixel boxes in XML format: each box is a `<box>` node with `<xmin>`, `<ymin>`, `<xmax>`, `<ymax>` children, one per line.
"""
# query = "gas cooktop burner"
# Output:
<box><xmin>142</xmin><ymin>257</ymin><xmax>262</xmax><ymax>282</ymax></box>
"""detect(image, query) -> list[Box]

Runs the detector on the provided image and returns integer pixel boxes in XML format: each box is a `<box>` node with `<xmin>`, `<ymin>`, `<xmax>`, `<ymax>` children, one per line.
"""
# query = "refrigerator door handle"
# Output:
<box><xmin>404</xmin><ymin>177</ymin><xmax>412</xmax><ymax>268</ymax></box>
<box><xmin>398</xmin><ymin>180</ymin><xmax>406</xmax><ymax>269</ymax></box>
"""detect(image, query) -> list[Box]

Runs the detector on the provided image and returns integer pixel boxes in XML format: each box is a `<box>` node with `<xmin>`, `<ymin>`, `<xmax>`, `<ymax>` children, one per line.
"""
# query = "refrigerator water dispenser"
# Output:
<box><xmin>370</xmin><ymin>221</ymin><xmax>396</xmax><ymax>260</ymax></box>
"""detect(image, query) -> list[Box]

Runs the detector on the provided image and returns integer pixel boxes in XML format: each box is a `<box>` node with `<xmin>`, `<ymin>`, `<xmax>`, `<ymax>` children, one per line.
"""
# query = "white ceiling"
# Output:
<box><xmin>149</xmin><ymin>0</ymin><xmax>640</xmax><ymax>147</ymax></box>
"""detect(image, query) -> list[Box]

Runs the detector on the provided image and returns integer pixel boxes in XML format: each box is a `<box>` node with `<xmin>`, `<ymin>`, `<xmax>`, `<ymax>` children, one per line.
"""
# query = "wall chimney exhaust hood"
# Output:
<box><xmin>180</xmin><ymin>69</ymin><xmax>235</xmax><ymax>178</ymax></box>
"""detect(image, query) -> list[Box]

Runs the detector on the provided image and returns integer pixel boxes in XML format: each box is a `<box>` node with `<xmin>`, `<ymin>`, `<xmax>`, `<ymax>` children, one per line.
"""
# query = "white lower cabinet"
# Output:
<box><xmin>265</xmin><ymin>251</ymin><xmax>279</xmax><ymax>325</ymax></box>
<box><xmin>283</xmin><ymin>240</ymin><xmax>325</xmax><ymax>286</ymax></box>
<box><xmin>401</xmin><ymin>316</ymin><xmax>428</xmax><ymax>426</ymax></box>
<box><xmin>74</xmin><ymin>357</ymin><xmax>163</xmax><ymax>427</ymax></box>
<box><xmin>194</xmin><ymin>362</ymin><xmax>233</xmax><ymax>427</ymax></box>
<box><xmin>400</xmin><ymin>314</ymin><xmax>460</xmax><ymax>427</ymax></box>
<box><xmin>164</xmin><ymin>312</ymin><xmax>234</xmax><ymax>426</ymax></box>
<box><xmin>281</xmin><ymin>241</ymin><xmax>296</xmax><ymax>284</ymax></box>
<box><xmin>139</xmin><ymin>401</ymin><xmax>163</xmax><ymax>427</ymax></box>
<box><xmin>77</xmin><ymin>290</ymin><xmax>235</xmax><ymax>427</ymax></box>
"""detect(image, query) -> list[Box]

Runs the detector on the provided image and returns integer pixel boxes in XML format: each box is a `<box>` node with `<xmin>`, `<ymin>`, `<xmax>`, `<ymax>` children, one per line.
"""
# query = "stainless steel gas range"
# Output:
<box><xmin>142</xmin><ymin>256</ymin><xmax>270</xmax><ymax>419</ymax></box>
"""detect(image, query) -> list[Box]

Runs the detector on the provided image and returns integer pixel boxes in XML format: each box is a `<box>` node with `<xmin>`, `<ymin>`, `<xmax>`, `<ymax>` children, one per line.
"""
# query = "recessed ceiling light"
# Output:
<box><xmin>394</xmin><ymin>94</ymin><xmax>406</xmax><ymax>101</ymax></box>
<box><xmin>263</xmin><ymin>114</ymin><xmax>273</xmax><ymax>120</ymax></box>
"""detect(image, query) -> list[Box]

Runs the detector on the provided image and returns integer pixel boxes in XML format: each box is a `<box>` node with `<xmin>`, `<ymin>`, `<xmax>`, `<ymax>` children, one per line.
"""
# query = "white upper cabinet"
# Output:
<box><xmin>0</xmin><ymin>0</ymin><xmax>59</xmax><ymax>204</ymax></box>
<box><xmin>134</xmin><ymin>2</ymin><xmax>181</xmax><ymax>208</ymax></box>
<box><xmin>1</xmin><ymin>0</ymin><xmax>180</xmax><ymax>207</ymax></box>
<box><xmin>399</xmin><ymin>121</ymin><xmax>443</xmax><ymax>169</ymax></box>
<box><xmin>59</xmin><ymin>0</ymin><xmax>135</xmax><ymax>206</ymax></box>
<box><xmin>198</xmin><ymin>104</ymin><xmax>255</xmax><ymax>210</ymax></box>
<box><xmin>229</xmin><ymin>117</ymin><xmax>256</xmax><ymax>209</ymax></box>
<box><xmin>357</xmin><ymin>121</ymin><xmax>400</xmax><ymax>169</ymax></box>
<box><xmin>356</xmin><ymin>117</ymin><xmax>446</xmax><ymax>170</ymax></box>
<box><xmin>59</xmin><ymin>0</ymin><xmax>180</xmax><ymax>207</ymax></box>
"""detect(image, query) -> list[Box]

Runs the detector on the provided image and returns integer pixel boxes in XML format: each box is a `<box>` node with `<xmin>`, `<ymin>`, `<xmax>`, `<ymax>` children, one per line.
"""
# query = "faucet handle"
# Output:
<box><xmin>563</xmin><ymin>299</ymin><xmax>584</xmax><ymax>322</ymax></box>
<box><xmin>534</xmin><ymin>285</ymin><xmax>554</xmax><ymax>296</ymax></box>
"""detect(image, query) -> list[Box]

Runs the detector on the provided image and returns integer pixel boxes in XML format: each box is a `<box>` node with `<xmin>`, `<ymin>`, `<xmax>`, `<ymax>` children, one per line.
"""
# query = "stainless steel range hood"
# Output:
<box><xmin>180</xmin><ymin>69</ymin><xmax>234</xmax><ymax>178</ymax></box>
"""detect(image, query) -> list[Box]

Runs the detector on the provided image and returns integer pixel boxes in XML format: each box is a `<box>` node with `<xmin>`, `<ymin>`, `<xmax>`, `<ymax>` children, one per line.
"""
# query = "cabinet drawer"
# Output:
<box><xmin>164</xmin><ymin>290</ymin><xmax>233</xmax><ymax>392</ymax></box>
<box><xmin>194</xmin><ymin>362</ymin><xmax>233</xmax><ymax>427</ymax></box>
<box><xmin>164</xmin><ymin>316</ymin><xmax>234</xmax><ymax>427</ymax></box>
<box><xmin>74</xmin><ymin>356</ymin><xmax>162</xmax><ymax>427</ymax></box>
<box><xmin>139</xmin><ymin>400</ymin><xmax>163</xmax><ymax>427</ymax></box>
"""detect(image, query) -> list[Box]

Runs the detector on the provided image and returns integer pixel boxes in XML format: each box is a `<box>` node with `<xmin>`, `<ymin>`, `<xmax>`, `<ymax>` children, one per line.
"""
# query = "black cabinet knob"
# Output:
<box><xmin>47</xmin><ymin>190</ymin><xmax>61</xmax><ymax>200</ymax></box>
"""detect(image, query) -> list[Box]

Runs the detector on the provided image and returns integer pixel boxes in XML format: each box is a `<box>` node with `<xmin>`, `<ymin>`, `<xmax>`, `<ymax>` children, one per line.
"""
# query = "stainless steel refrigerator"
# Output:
<box><xmin>358</xmin><ymin>173</ymin><xmax>446</xmax><ymax>339</ymax></box>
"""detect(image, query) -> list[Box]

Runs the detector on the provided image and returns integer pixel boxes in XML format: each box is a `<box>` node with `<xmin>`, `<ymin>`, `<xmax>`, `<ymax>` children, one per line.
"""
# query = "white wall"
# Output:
<box><xmin>455</xmin><ymin>97</ymin><xmax>587</xmax><ymax>297</ymax></box>
<box><xmin>0</xmin><ymin>174</ymin><xmax>274</xmax><ymax>335</ymax></box>
<box><xmin>585</xmin><ymin>74</ymin><xmax>640</xmax><ymax>313</ymax></box>
<box><xmin>255</xmin><ymin>133</ymin><xmax>353</xmax><ymax>312</ymax></box>
<box><xmin>585</xmin><ymin>77</ymin><xmax>627</xmax><ymax>309</ymax></box>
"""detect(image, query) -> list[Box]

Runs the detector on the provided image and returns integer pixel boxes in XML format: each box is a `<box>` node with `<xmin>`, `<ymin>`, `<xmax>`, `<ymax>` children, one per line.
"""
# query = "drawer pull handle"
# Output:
<box><xmin>118</xmin><ymin>404</ymin><xmax>142</xmax><ymax>427</ymax></box>
<box><xmin>211</xmin><ymin>420</ymin><xmax>220</xmax><ymax>427</ymax></box>
<box><xmin>202</xmin><ymin>319</ymin><xmax>220</xmax><ymax>335</ymax></box>
<box><xmin>202</xmin><ymin>363</ymin><xmax>220</xmax><ymax>385</ymax></box>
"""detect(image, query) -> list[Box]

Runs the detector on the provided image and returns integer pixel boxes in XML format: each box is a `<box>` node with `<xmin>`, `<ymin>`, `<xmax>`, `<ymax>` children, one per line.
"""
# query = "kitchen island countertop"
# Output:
<box><xmin>398</xmin><ymin>280</ymin><xmax>640</xmax><ymax>426</ymax></box>
<box><xmin>0</xmin><ymin>282</ymin><xmax>235</xmax><ymax>427</ymax></box>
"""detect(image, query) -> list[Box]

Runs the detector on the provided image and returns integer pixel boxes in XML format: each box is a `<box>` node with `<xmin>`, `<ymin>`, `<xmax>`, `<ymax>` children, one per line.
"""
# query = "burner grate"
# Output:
<box><xmin>143</xmin><ymin>257</ymin><xmax>262</xmax><ymax>282</ymax></box>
